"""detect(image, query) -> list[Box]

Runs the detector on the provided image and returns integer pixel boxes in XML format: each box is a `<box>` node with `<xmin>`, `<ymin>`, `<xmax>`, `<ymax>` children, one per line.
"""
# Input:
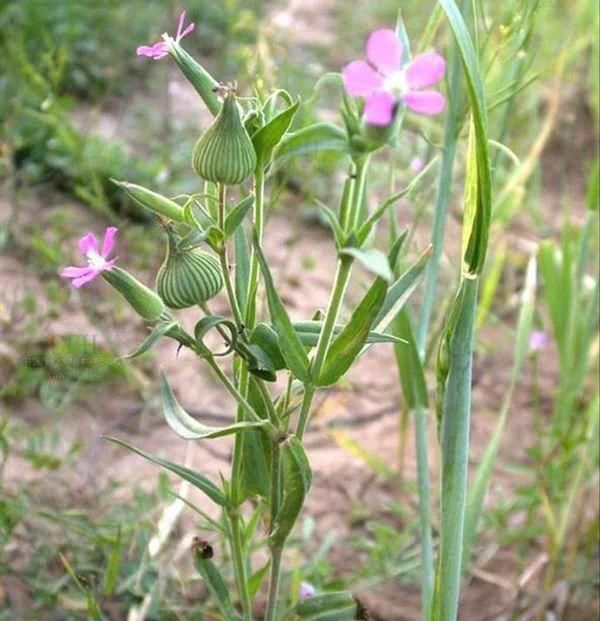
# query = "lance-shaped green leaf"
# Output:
<box><xmin>105</xmin><ymin>436</ymin><xmax>226</xmax><ymax>506</ymax></box>
<box><xmin>371</xmin><ymin>246</ymin><xmax>431</xmax><ymax>335</ymax></box>
<box><xmin>239</xmin><ymin>379</ymin><xmax>273</xmax><ymax>500</ymax></box>
<box><xmin>432</xmin><ymin>276</ymin><xmax>478</xmax><ymax>621</ymax></box>
<box><xmin>252</xmin><ymin>99</ymin><xmax>300</xmax><ymax>168</ymax></box>
<box><xmin>192</xmin><ymin>539</ymin><xmax>241</xmax><ymax>620</ymax></box>
<box><xmin>339</xmin><ymin>247</ymin><xmax>393</xmax><ymax>282</ymax></box>
<box><xmin>315</xmin><ymin>200</ymin><xmax>345</xmax><ymax>249</ymax></box>
<box><xmin>294</xmin><ymin>591</ymin><xmax>358</xmax><ymax>620</ymax></box>
<box><xmin>439</xmin><ymin>0</ymin><xmax>491</xmax><ymax>274</ymax></box>
<box><xmin>224</xmin><ymin>195</ymin><xmax>254</xmax><ymax>238</ymax></box>
<box><xmin>126</xmin><ymin>319</ymin><xmax>179</xmax><ymax>359</ymax></box>
<box><xmin>112</xmin><ymin>180</ymin><xmax>184</xmax><ymax>221</ymax></box>
<box><xmin>250</xmin><ymin>323</ymin><xmax>287</xmax><ymax>370</ymax></box>
<box><xmin>253</xmin><ymin>234</ymin><xmax>311</xmax><ymax>382</ymax></box>
<box><xmin>194</xmin><ymin>315</ymin><xmax>238</xmax><ymax>357</ymax></box>
<box><xmin>292</xmin><ymin>321</ymin><xmax>405</xmax><ymax>346</ymax></box>
<box><xmin>270</xmin><ymin>437</ymin><xmax>312</xmax><ymax>548</ymax></box>
<box><xmin>316</xmin><ymin>277</ymin><xmax>388</xmax><ymax>387</ymax></box>
<box><xmin>392</xmin><ymin>309</ymin><xmax>428</xmax><ymax>409</ymax></box>
<box><xmin>161</xmin><ymin>373</ymin><xmax>268</xmax><ymax>440</ymax></box>
<box><xmin>273</xmin><ymin>122</ymin><xmax>348</xmax><ymax>164</ymax></box>
<box><xmin>355</xmin><ymin>158</ymin><xmax>438</xmax><ymax>246</ymax></box>
<box><xmin>234</xmin><ymin>225</ymin><xmax>250</xmax><ymax>318</ymax></box>
<box><xmin>248</xmin><ymin>560</ymin><xmax>271</xmax><ymax>598</ymax></box>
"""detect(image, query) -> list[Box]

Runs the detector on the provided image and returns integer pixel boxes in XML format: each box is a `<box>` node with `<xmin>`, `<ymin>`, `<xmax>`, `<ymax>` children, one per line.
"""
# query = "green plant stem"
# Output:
<box><xmin>217</xmin><ymin>183</ymin><xmax>245</xmax><ymax>329</ymax></box>
<box><xmin>413</xmin><ymin>405</ymin><xmax>434</xmax><ymax>621</ymax></box>
<box><xmin>434</xmin><ymin>276</ymin><xmax>478</xmax><ymax>621</ymax></box>
<box><xmin>296</xmin><ymin>257</ymin><xmax>353</xmax><ymax>439</ymax></box>
<box><xmin>228</xmin><ymin>510</ymin><xmax>253</xmax><ymax>621</ymax></box>
<box><xmin>264</xmin><ymin>546</ymin><xmax>283</xmax><ymax>621</ymax></box>
<box><xmin>416</xmin><ymin>0</ymin><xmax>468</xmax><ymax>358</ymax></box>
<box><xmin>204</xmin><ymin>357</ymin><xmax>260</xmax><ymax>423</ymax></box>
<box><xmin>245</xmin><ymin>168</ymin><xmax>265</xmax><ymax>328</ymax></box>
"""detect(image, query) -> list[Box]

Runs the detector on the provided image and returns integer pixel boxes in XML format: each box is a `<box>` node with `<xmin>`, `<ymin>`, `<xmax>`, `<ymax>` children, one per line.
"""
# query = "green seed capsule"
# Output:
<box><xmin>191</xmin><ymin>90</ymin><xmax>257</xmax><ymax>185</ymax></box>
<box><xmin>102</xmin><ymin>267</ymin><xmax>166</xmax><ymax>322</ymax></box>
<box><xmin>156</xmin><ymin>230</ymin><xmax>223</xmax><ymax>309</ymax></box>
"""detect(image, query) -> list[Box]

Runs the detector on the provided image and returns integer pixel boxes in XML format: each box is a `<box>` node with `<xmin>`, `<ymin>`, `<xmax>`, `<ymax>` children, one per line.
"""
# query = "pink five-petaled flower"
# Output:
<box><xmin>60</xmin><ymin>227</ymin><xmax>118</xmax><ymax>288</ymax></box>
<box><xmin>343</xmin><ymin>28</ymin><xmax>446</xmax><ymax>126</ymax></box>
<box><xmin>136</xmin><ymin>10</ymin><xmax>195</xmax><ymax>60</ymax></box>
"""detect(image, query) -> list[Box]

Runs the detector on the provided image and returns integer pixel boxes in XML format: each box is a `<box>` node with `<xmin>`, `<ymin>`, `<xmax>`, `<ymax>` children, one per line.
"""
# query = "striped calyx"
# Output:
<box><xmin>191</xmin><ymin>89</ymin><xmax>257</xmax><ymax>185</ymax></box>
<box><xmin>102</xmin><ymin>267</ymin><xmax>165</xmax><ymax>322</ymax></box>
<box><xmin>156</xmin><ymin>230</ymin><xmax>223</xmax><ymax>309</ymax></box>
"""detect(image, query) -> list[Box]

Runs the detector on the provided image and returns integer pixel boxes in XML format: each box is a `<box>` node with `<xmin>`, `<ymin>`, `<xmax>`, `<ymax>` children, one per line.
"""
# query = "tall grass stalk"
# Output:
<box><xmin>416</xmin><ymin>0</ymin><xmax>469</xmax><ymax>356</ymax></box>
<box><xmin>431</xmin><ymin>1</ymin><xmax>492</xmax><ymax>618</ymax></box>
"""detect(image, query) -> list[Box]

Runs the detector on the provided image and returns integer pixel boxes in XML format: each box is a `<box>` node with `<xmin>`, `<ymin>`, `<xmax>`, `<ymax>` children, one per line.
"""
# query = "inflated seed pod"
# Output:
<box><xmin>191</xmin><ymin>90</ymin><xmax>257</xmax><ymax>185</ymax></box>
<box><xmin>156</xmin><ymin>230</ymin><xmax>223</xmax><ymax>309</ymax></box>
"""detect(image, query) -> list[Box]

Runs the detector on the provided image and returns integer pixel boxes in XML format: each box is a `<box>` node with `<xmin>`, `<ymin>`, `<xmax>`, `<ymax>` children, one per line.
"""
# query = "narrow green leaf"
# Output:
<box><xmin>292</xmin><ymin>321</ymin><xmax>404</xmax><ymax>346</ymax></box>
<box><xmin>392</xmin><ymin>310</ymin><xmax>428</xmax><ymax>409</ymax></box>
<box><xmin>250</xmin><ymin>323</ymin><xmax>287</xmax><ymax>370</ymax></box>
<box><xmin>315</xmin><ymin>200</ymin><xmax>345</xmax><ymax>248</ymax></box>
<box><xmin>247</xmin><ymin>560</ymin><xmax>271</xmax><ymax>598</ymax></box>
<box><xmin>355</xmin><ymin>157</ymin><xmax>438</xmax><ymax>246</ymax></box>
<box><xmin>253</xmin><ymin>234</ymin><xmax>311</xmax><ymax>382</ymax></box>
<box><xmin>273</xmin><ymin>122</ymin><xmax>348</xmax><ymax>164</ymax></box>
<box><xmin>104</xmin><ymin>436</ymin><xmax>227</xmax><ymax>506</ymax></box>
<box><xmin>339</xmin><ymin>247</ymin><xmax>393</xmax><ymax>282</ymax></box>
<box><xmin>432</xmin><ymin>277</ymin><xmax>478</xmax><ymax>621</ymax></box>
<box><xmin>234</xmin><ymin>225</ymin><xmax>250</xmax><ymax>318</ymax></box>
<box><xmin>192</xmin><ymin>541</ymin><xmax>241</xmax><ymax>621</ymax></box>
<box><xmin>224</xmin><ymin>195</ymin><xmax>254</xmax><ymax>237</ymax></box>
<box><xmin>252</xmin><ymin>100</ymin><xmax>300</xmax><ymax>167</ymax></box>
<box><xmin>240</xmin><ymin>378</ymin><xmax>273</xmax><ymax>500</ymax></box>
<box><xmin>371</xmin><ymin>247</ymin><xmax>431</xmax><ymax>335</ymax></box>
<box><xmin>317</xmin><ymin>278</ymin><xmax>388</xmax><ymax>386</ymax></box>
<box><xmin>102</xmin><ymin>527</ymin><xmax>122</xmax><ymax>597</ymax></box>
<box><xmin>439</xmin><ymin>0</ymin><xmax>492</xmax><ymax>274</ymax></box>
<box><xmin>270</xmin><ymin>437</ymin><xmax>312</xmax><ymax>548</ymax></box>
<box><xmin>194</xmin><ymin>315</ymin><xmax>238</xmax><ymax>357</ymax></box>
<box><xmin>126</xmin><ymin>320</ymin><xmax>178</xmax><ymax>359</ymax></box>
<box><xmin>161</xmin><ymin>372</ymin><xmax>267</xmax><ymax>440</ymax></box>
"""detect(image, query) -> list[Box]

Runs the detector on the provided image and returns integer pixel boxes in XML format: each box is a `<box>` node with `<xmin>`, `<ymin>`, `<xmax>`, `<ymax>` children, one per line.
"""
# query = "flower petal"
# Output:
<box><xmin>404</xmin><ymin>90</ymin><xmax>446</xmax><ymax>115</ymax></box>
<box><xmin>137</xmin><ymin>42</ymin><xmax>168</xmax><ymax>59</ymax></box>
<box><xmin>364</xmin><ymin>91</ymin><xmax>396</xmax><ymax>126</ymax></box>
<box><xmin>343</xmin><ymin>60</ymin><xmax>383</xmax><ymax>97</ymax></box>
<box><xmin>176</xmin><ymin>10</ymin><xmax>187</xmax><ymax>38</ymax></box>
<box><xmin>180</xmin><ymin>22</ymin><xmax>195</xmax><ymax>39</ymax></box>
<box><xmin>101</xmin><ymin>226</ymin><xmax>119</xmax><ymax>258</ymax></box>
<box><xmin>79</xmin><ymin>233</ymin><xmax>98</xmax><ymax>255</ymax></box>
<box><xmin>405</xmin><ymin>52</ymin><xmax>446</xmax><ymax>90</ymax></box>
<box><xmin>60</xmin><ymin>266</ymin><xmax>93</xmax><ymax>278</ymax></box>
<box><xmin>366</xmin><ymin>29</ymin><xmax>402</xmax><ymax>75</ymax></box>
<box><xmin>72</xmin><ymin>270</ymin><xmax>100</xmax><ymax>288</ymax></box>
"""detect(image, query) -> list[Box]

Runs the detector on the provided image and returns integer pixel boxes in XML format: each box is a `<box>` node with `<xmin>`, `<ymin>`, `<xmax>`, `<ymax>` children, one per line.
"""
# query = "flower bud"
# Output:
<box><xmin>156</xmin><ymin>230</ymin><xmax>223</xmax><ymax>309</ymax></box>
<box><xmin>192</xmin><ymin>90</ymin><xmax>257</xmax><ymax>185</ymax></box>
<box><xmin>102</xmin><ymin>267</ymin><xmax>165</xmax><ymax>322</ymax></box>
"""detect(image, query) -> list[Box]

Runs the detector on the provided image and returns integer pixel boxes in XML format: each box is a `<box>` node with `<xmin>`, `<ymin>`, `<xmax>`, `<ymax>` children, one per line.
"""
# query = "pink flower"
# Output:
<box><xmin>60</xmin><ymin>227</ymin><xmax>118</xmax><ymax>288</ymax></box>
<box><xmin>529</xmin><ymin>330</ymin><xmax>548</xmax><ymax>354</ymax></box>
<box><xmin>299</xmin><ymin>581</ymin><xmax>316</xmax><ymax>598</ymax></box>
<box><xmin>343</xmin><ymin>29</ymin><xmax>446</xmax><ymax>126</ymax></box>
<box><xmin>136</xmin><ymin>10</ymin><xmax>195</xmax><ymax>60</ymax></box>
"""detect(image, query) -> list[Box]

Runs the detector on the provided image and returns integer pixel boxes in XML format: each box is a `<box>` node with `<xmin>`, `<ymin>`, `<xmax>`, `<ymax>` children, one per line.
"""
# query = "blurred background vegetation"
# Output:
<box><xmin>0</xmin><ymin>1</ymin><xmax>598</xmax><ymax>620</ymax></box>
